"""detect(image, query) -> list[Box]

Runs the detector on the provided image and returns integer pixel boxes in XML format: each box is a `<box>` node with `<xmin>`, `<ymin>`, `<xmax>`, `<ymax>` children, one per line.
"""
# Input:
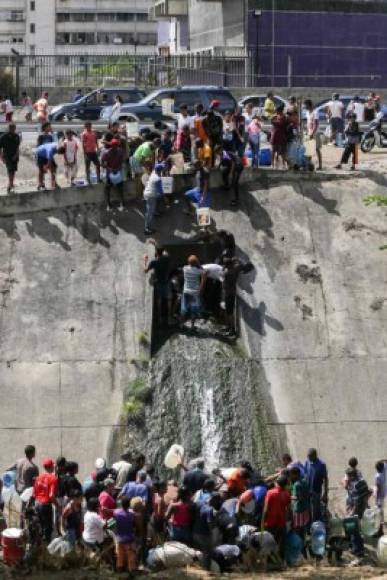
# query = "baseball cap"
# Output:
<box><xmin>210</xmin><ymin>99</ymin><xmax>220</xmax><ymax>109</ymax></box>
<box><xmin>154</xmin><ymin>162</ymin><xmax>165</xmax><ymax>173</ymax></box>
<box><xmin>43</xmin><ymin>457</ymin><xmax>54</xmax><ymax>469</ymax></box>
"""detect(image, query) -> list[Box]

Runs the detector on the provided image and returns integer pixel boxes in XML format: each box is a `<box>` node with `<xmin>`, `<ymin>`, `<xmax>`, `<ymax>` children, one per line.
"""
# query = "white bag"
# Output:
<box><xmin>47</xmin><ymin>536</ymin><xmax>72</xmax><ymax>557</ymax></box>
<box><xmin>161</xmin><ymin>176</ymin><xmax>173</xmax><ymax>194</ymax></box>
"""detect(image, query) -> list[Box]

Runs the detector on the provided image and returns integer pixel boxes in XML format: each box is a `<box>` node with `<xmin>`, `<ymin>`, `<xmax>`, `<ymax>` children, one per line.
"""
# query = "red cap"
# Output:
<box><xmin>210</xmin><ymin>99</ymin><xmax>220</xmax><ymax>109</ymax></box>
<box><xmin>43</xmin><ymin>457</ymin><xmax>54</xmax><ymax>469</ymax></box>
<box><xmin>111</xmin><ymin>138</ymin><xmax>120</xmax><ymax>146</ymax></box>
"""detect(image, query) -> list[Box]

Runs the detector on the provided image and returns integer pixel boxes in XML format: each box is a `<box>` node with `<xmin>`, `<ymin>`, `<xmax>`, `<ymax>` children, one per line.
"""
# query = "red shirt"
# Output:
<box><xmin>264</xmin><ymin>487</ymin><xmax>290</xmax><ymax>528</ymax></box>
<box><xmin>81</xmin><ymin>129</ymin><xmax>98</xmax><ymax>154</ymax></box>
<box><xmin>98</xmin><ymin>490</ymin><xmax>116</xmax><ymax>520</ymax></box>
<box><xmin>33</xmin><ymin>472</ymin><xmax>58</xmax><ymax>504</ymax></box>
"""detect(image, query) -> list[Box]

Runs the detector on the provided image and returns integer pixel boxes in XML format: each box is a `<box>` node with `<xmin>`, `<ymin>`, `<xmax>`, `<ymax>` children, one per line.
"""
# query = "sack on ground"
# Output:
<box><xmin>146</xmin><ymin>541</ymin><xmax>200</xmax><ymax>570</ymax></box>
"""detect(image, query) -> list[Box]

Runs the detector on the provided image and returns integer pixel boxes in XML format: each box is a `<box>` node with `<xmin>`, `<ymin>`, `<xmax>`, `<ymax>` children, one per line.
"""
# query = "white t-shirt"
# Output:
<box><xmin>352</xmin><ymin>102</ymin><xmax>365</xmax><ymax>123</ymax></box>
<box><xmin>328</xmin><ymin>100</ymin><xmax>344</xmax><ymax>119</ymax></box>
<box><xmin>82</xmin><ymin>511</ymin><xmax>105</xmax><ymax>544</ymax></box>
<box><xmin>202</xmin><ymin>263</ymin><xmax>224</xmax><ymax>282</ymax></box>
<box><xmin>143</xmin><ymin>170</ymin><xmax>162</xmax><ymax>200</ymax></box>
<box><xmin>5</xmin><ymin>99</ymin><xmax>13</xmax><ymax>113</ymax></box>
<box><xmin>112</xmin><ymin>460</ymin><xmax>132</xmax><ymax>488</ymax></box>
<box><xmin>177</xmin><ymin>114</ymin><xmax>193</xmax><ymax>131</ymax></box>
<box><xmin>306</xmin><ymin>111</ymin><xmax>319</xmax><ymax>136</ymax></box>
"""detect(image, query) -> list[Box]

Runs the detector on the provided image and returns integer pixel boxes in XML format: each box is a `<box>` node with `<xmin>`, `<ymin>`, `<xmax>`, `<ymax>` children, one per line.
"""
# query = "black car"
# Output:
<box><xmin>100</xmin><ymin>86</ymin><xmax>237</xmax><ymax>122</ymax></box>
<box><xmin>49</xmin><ymin>87</ymin><xmax>146</xmax><ymax>121</ymax></box>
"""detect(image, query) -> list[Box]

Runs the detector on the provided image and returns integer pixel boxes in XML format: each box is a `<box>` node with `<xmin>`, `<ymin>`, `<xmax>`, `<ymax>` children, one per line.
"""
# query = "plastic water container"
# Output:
<box><xmin>328</xmin><ymin>514</ymin><xmax>344</xmax><ymax>538</ymax></box>
<box><xmin>1</xmin><ymin>528</ymin><xmax>25</xmax><ymax>566</ymax></box>
<box><xmin>164</xmin><ymin>444</ymin><xmax>184</xmax><ymax>469</ymax></box>
<box><xmin>259</xmin><ymin>148</ymin><xmax>272</xmax><ymax>166</ymax></box>
<box><xmin>2</xmin><ymin>471</ymin><xmax>16</xmax><ymax>488</ymax></box>
<box><xmin>377</xmin><ymin>535</ymin><xmax>387</xmax><ymax>567</ymax></box>
<box><xmin>361</xmin><ymin>507</ymin><xmax>382</xmax><ymax>538</ymax></box>
<box><xmin>310</xmin><ymin>521</ymin><xmax>326</xmax><ymax>557</ymax></box>
<box><xmin>285</xmin><ymin>531</ymin><xmax>303</xmax><ymax>565</ymax></box>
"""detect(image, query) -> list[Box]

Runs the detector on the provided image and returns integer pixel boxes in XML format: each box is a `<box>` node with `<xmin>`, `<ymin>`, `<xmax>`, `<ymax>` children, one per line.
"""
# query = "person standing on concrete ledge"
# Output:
<box><xmin>101</xmin><ymin>138</ymin><xmax>124</xmax><ymax>211</ymax></box>
<box><xmin>304</xmin><ymin>99</ymin><xmax>323</xmax><ymax>171</ymax></box>
<box><xmin>81</xmin><ymin>122</ymin><xmax>101</xmax><ymax>185</ymax></box>
<box><xmin>181</xmin><ymin>255</ymin><xmax>206</xmax><ymax>330</ymax></box>
<box><xmin>143</xmin><ymin>162</ymin><xmax>164</xmax><ymax>236</ymax></box>
<box><xmin>304</xmin><ymin>448</ymin><xmax>328</xmax><ymax>523</ymax></box>
<box><xmin>0</xmin><ymin>123</ymin><xmax>21</xmax><ymax>194</ymax></box>
<box><xmin>35</xmin><ymin>141</ymin><xmax>64</xmax><ymax>191</ymax></box>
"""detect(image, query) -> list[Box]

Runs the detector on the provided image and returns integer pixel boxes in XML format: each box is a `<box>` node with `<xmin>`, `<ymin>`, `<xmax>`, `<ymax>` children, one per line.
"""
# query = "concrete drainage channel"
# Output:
<box><xmin>120</xmin><ymin>238</ymin><xmax>286</xmax><ymax>476</ymax></box>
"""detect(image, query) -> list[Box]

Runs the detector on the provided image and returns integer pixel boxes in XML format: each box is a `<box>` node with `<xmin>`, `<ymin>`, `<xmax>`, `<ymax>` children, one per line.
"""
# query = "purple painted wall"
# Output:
<box><xmin>248</xmin><ymin>10</ymin><xmax>387</xmax><ymax>88</ymax></box>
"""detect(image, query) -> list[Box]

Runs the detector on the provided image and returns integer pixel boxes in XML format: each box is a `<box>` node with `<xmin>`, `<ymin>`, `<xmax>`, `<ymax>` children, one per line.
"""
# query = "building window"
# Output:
<box><xmin>57</xmin><ymin>13</ymin><xmax>70</xmax><ymax>22</ymax></box>
<box><xmin>30</xmin><ymin>1</ymin><xmax>35</xmax><ymax>11</ymax></box>
<box><xmin>30</xmin><ymin>44</ymin><xmax>35</xmax><ymax>54</ymax></box>
<box><xmin>30</xmin><ymin>23</ymin><xmax>35</xmax><ymax>33</ymax></box>
<box><xmin>136</xmin><ymin>13</ymin><xmax>148</xmax><ymax>22</ymax></box>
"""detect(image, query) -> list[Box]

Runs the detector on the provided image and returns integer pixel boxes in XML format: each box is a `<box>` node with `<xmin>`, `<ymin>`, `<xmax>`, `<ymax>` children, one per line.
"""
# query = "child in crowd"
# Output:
<box><xmin>63</xmin><ymin>130</ymin><xmax>79</xmax><ymax>186</ymax></box>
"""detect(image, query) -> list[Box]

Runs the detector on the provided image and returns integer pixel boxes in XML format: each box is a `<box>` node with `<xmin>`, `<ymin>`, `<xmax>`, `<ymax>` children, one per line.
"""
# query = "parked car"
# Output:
<box><xmin>49</xmin><ymin>87</ymin><xmax>146</xmax><ymax>121</ymax></box>
<box><xmin>309</xmin><ymin>95</ymin><xmax>387</xmax><ymax>122</ymax></box>
<box><xmin>238</xmin><ymin>94</ymin><xmax>289</xmax><ymax>115</ymax></box>
<box><xmin>100</xmin><ymin>86</ymin><xmax>237</xmax><ymax>122</ymax></box>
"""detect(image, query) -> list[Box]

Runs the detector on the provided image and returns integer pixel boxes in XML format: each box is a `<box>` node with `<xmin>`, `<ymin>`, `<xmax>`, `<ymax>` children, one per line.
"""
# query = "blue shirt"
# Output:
<box><xmin>120</xmin><ymin>481</ymin><xmax>148</xmax><ymax>502</ymax></box>
<box><xmin>36</xmin><ymin>142</ymin><xmax>57</xmax><ymax>161</ymax></box>
<box><xmin>304</xmin><ymin>459</ymin><xmax>327</xmax><ymax>494</ymax></box>
<box><xmin>192</xmin><ymin>503</ymin><xmax>215</xmax><ymax>536</ymax></box>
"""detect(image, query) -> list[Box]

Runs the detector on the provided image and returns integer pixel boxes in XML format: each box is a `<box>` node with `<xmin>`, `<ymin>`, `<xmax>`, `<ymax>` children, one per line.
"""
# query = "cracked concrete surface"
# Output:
<box><xmin>0</xmin><ymin>172</ymin><xmax>386</xmax><ymax>491</ymax></box>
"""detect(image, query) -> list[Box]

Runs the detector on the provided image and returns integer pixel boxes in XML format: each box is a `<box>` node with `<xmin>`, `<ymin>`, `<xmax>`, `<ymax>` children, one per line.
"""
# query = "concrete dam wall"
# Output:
<box><xmin>0</xmin><ymin>170</ymin><xmax>386</xmax><ymax>497</ymax></box>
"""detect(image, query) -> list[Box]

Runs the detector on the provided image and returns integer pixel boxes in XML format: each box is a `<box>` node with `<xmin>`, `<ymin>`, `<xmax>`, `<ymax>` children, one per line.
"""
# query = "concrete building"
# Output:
<box><xmin>0</xmin><ymin>0</ymin><xmax>157</xmax><ymax>55</ymax></box>
<box><xmin>152</xmin><ymin>0</ymin><xmax>387</xmax><ymax>88</ymax></box>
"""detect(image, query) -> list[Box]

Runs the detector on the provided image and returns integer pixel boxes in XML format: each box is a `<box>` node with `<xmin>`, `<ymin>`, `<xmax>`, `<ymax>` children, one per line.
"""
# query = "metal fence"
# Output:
<box><xmin>0</xmin><ymin>53</ymin><xmax>253</xmax><ymax>97</ymax></box>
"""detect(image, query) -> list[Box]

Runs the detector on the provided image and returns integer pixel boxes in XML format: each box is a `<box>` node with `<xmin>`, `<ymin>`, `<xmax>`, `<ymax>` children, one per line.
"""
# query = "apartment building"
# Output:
<box><xmin>0</xmin><ymin>0</ymin><xmax>157</xmax><ymax>54</ymax></box>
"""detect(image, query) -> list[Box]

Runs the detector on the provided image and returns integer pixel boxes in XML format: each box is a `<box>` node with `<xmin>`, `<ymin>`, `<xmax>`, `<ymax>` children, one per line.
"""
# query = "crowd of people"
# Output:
<box><xmin>0</xmin><ymin>445</ymin><xmax>386</xmax><ymax>573</ymax></box>
<box><xmin>1</xmin><ymin>90</ymin><xmax>383</xmax><ymax>217</ymax></box>
<box><xmin>144</xmin><ymin>231</ymin><xmax>251</xmax><ymax>335</ymax></box>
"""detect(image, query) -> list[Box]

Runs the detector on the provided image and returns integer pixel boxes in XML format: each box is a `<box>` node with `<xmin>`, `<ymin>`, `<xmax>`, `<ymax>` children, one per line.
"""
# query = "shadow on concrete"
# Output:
<box><xmin>298</xmin><ymin>181</ymin><xmax>340</xmax><ymax>216</ymax></box>
<box><xmin>25</xmin><ymin>215</ymin><xmax>71</xmax><ymax>251</ymax></box>
<box><xmin>239</xmin><ymin>296</ymin><xmax>284</xmax><ymax>336</ymax></box>
<box><xmin>0</xmin><ymin>216</ymin><xmax>21</xmax><ymax>241</ymax></box>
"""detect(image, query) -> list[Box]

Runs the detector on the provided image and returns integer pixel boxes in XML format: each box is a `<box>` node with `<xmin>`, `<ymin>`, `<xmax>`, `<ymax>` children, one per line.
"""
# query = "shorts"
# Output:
<box><xmin>154</xmin><ymin>281</ymin><xmax>169</xmax><ymax>300</ymax></box>
<box><xmin>4</xmin><ymin>158</ymin><xmax>18</xmax><ymax>175</ymax></box>
<box><xmin>225</xmin><ymin>294</ymin><xmax>236</xmax><ymax>316</ymax></box>
<box><xmin>331</xmin><ymin>117</ymin><xmax>344</xmax><ymax>133</ymax></box>
<box><xmin>37</xmin><ymin>157</ymin><xmax>57</xmax><ymax>171</ymax></box>
<box><xmin>185</xmin><ymin>186</ymin><xmax>212</xmax><ymax>207</ymax></box>
<box><xmin>315</xmin><ymin>132</ymin><xmax>323</xmax><ymax>151</ymax></box>
<box><xmin>84</xmin><ymin>152</ymin><xmax>100</xmax><ymax>166</ymax></box>
<box><xmin>181</xmin><ymin>292</ymin><xmax>200</xmax><ymax>317</ymax></box>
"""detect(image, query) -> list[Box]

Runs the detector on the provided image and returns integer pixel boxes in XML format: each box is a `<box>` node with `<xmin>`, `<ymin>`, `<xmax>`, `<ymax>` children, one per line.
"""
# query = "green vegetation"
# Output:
<box><xmin>123</xmin><ymin>377</ymin><xmax>153</xmax><ymax>426</ymax></box>
<box><xmin>137</xmin><ymin>331</ymin><xmax>150</xmax><ymax>348</ymax></box>
<box><xmin>363</xmin><ymin>195</ymin><xmax>387</xmax><ymax>207</ymax></box>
